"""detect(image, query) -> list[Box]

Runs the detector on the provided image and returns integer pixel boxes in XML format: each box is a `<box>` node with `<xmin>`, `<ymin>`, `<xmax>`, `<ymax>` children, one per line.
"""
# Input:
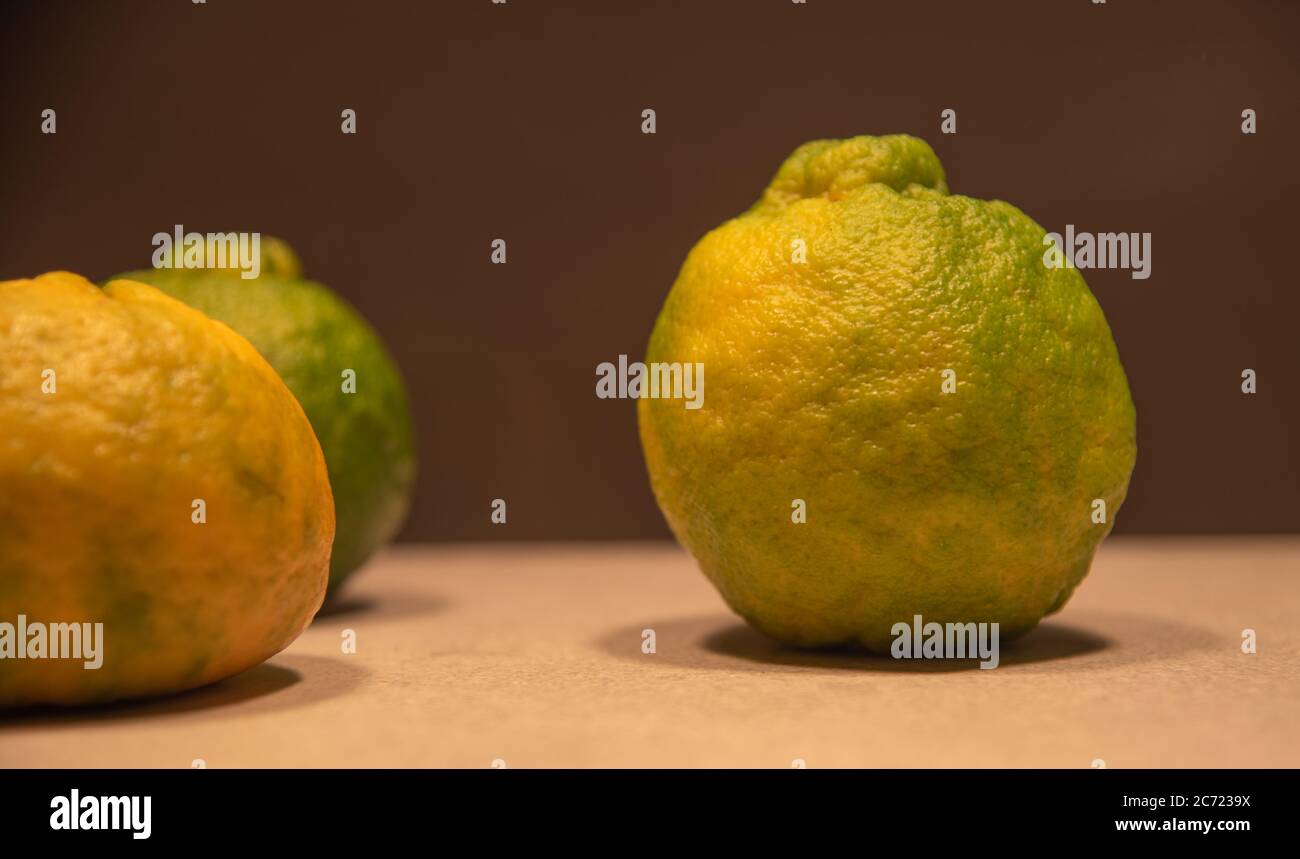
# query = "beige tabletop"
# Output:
<box><xmin>2</xmin><ymin>537</ymin><xmax>1297</xmax><ymax>769</ymax></box>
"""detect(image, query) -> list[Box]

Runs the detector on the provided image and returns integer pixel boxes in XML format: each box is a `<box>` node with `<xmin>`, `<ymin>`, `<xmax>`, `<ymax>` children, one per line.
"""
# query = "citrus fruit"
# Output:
<box><xmin>638</xmin><ymin>134</ymin><xmax>1137</xmax><ymax>651</ymax></box>
<box><xmin>0</xmin><ymin>272</ymin><xmax>334</xmax><ymax>706</ymax></box>
<box><xmin>116</xmin><ymin>239</ymin><xmax>416</xmax><ymax>594</ymax></box>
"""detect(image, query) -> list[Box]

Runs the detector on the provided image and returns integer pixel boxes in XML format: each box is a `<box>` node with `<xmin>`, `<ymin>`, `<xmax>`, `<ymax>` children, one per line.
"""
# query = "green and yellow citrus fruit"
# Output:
<box><xmin>117</xmin><ymin>239</ymin><xmax>416</xmax><ymax>593</ymax></box>
<box><xmin>0</xmin><ymin>272</ymin><xmax>334</xmax><ymax>706</ymax></box>
<box><xmin>639</xmin><ymin>134</ymin><xmax>1137</xmax><ymax>651</ymax></box>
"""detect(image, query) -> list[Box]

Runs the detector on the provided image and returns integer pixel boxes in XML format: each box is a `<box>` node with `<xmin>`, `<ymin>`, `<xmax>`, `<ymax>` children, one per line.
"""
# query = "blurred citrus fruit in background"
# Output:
<box><xmin>0</xmin><ymin>272</ymin><xmax>334</xmax><ymax>706</ymax></box>
<box><xmin>118</xmin><ymin>238</ymin><xmax>416</xmax><ymax>594</ymax></box>
<box><xmin>639</xmin><ymin>134</ymin><xmax>1137</xmax><ymax>651</ymax></box>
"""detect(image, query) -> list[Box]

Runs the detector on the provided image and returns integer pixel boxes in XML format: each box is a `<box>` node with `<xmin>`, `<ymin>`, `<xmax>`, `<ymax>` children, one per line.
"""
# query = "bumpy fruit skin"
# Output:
<box><xmin>0</xmin><ymin>273</ymin><xmax>334</xmax><ymax>706</ymax></box>
<box><xmin>117</xmin><ymin>239</ymin><xmax>416</xmax><ymax>593</ymax></box>
<box><xmin>639</xmin><ymin>135</ymin><xmax>1137</xmax><ymax>651</ymax></box>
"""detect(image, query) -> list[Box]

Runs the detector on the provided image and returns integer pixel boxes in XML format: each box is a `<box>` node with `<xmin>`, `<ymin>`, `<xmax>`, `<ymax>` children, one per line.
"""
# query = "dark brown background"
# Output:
<box><xmin>1</xmin><ymin>0</ymin><xmax>1296</xmax><ymax>538</ymax></box>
